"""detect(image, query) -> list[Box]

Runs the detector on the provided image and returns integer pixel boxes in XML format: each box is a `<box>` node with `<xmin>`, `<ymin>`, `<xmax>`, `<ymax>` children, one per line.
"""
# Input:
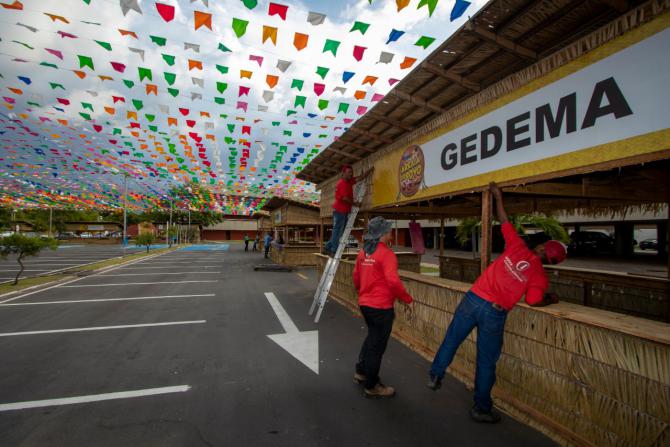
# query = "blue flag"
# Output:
<box><xmin>450</xmin><ymin>0</ymin><xmax>471</xmax><ymax>21</ymax></box>
<box><xmin>386</xmin><ymin>29</ymin><xmax>405</xmax><ymax>44</ymax></box>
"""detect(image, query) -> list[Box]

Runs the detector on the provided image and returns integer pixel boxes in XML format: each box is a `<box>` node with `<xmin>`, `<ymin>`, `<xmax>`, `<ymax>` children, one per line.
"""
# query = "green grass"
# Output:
<box><xmin>420</xmin><ymin>265</ymin><xmax>439</xmax><ymax>274</ymax></box>
<box><xmin>0</xmin><ymin>246</ymin><xmax>178</xmax><ymax>296</ymax></box>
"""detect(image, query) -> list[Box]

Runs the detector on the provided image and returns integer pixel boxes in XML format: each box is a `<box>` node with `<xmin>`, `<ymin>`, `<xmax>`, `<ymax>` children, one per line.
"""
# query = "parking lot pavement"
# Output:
<box><xmin>0</xmin><ymin>246</ymin><xmax>555</xmax><ymax>446</ymax></box>
<box><xmin>0</xmin><ymin>244</ymin><xmax>149</xmax><ymax>282</ymax></box>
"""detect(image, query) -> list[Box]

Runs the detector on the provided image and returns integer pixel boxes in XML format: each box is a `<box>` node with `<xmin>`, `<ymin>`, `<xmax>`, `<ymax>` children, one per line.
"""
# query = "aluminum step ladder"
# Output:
<box><xmin>309</xmin><ymin>181</ymin><xmax>367</xmax><ymax>323</ymax></box>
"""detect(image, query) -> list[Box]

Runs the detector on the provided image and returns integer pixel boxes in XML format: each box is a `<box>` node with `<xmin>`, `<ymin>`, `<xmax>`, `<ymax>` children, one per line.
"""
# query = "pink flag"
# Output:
<box><xmin>353</xmin><ymin>45</ymin><xmax>366</xmax><ymax>61</ymax></box>
<box><xmin>238</xmin><ymin>86</ymin><xmax>250</xmax><ymax>96</ymax></box>
<box><xmin>371</xmin><ymin>93</ymin><xmax>384</xmax><ymax>102</ymax></box>
<box><xmin>237</xmin><ymin>101</ymin><xmax>248</xmax><ymax>112</ymax></box>
<box><xmin>313</xmin><ymin>83</ymin><xmax>325</xmax><ymax>96</ymax></box>
<box><xmin>110</xmin><ymin>62</ymin><xmax>126</xmax><ymax>73</ymax></box>
<box><xmin>45</xmin><ymin>48</ymin><xmax>63</xmax><ymax>59</ymax></box>
<box><xmin>249</xmin><ymin>55</ymin><xmax>264</xmax><ymax>66</ymax></box>
<box><xmin>356</xmin><ymin>106</ymin><xmax>367</xmax><ymax>115</ymax></box>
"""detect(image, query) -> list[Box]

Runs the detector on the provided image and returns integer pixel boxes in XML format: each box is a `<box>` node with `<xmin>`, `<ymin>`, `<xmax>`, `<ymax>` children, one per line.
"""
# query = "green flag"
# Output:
<box><xmin>40</xmin><ymin>62</ymin><xmax>58</xmax><ymax>69</ymax></box>
<box><xmin>163</xmin><ymin>72</ymin><xmax>176</xmax><ymax>85</ymax></box>
<box><xmin>232</xmin><ymin>18</ymin><xmax>249</xmax><ymax>38</ymax></box>
<box><xmin>167</xmin><ymin>88</ymin><xmax>179</xmax><ymax>97</ymax></box>
<box><xmin>227</xmin><ymin>124</ymin><xmax>235</xmax><ymax>133</ymax></box>
<box><xmin>214</xmin><ymin>97</ymin><xmax>226</xmax><ymax>105</ymax></box>
<box><xmin>78</xmin><ymin>55</ymin><xmax>94</xmax><ymax>70</ymax></box>
<box><xmin>218</xmin><ymin>43</ymin><xmax>232</xmax><ymax>52</ymax></box>
<box><xmin>132</xmin><ymin>99</ymin><xmax>143</xmax><ymax>110</ymax></box>
<box><xmin>79</xmin><ymin>112</ymin><xmax>91</xmax><ymax>120</ymax></box>
<box><xmin>316</xmin><ymin>66</ymin><xmax>329</xmax><ymax>79</ymax></box>
<box><xmin>241</xmin><ymin>0</ymin><xmax>257</xmax><ymax>9</ymax></box>
<box><xmin>95</xmin><ymin>40</ymin><xmax>112</xmax><ymax>51</ymax></box>
<box><xmin>123</xmin><ymin>79</ymin><xmax>134</xmax><ymax>89</ymax></box>
<box><xmin>417</xmin><ymin>0</ymin><xmax>439</xmax><ymax>16</ymax></box>
<box><xmin>338</xmin><ymin>102</ymin><xmax>349</xmax><ymax>114</ymax></box>
<box><xmin>294</xmin><ymin>96</ymin><xmax>306</xmax><ymax>108</ymax></box>
<box><xmin>216</xmin><ymin>82</ymin><xmax>228</xmax><ymax>94</ymax></box>
<box><xmin>291</xmin><ymin>79</ymin><xmax>304</xmax><ymax>91</ymax></box>
<box><xmin>349</xmin><ymin>21</ymin><xmax>370</xmax><ymax>34</ymax></box>
<box><xmin>162</xmin><ymin>54</ymin><xmax>175</xmax><ymax>66</ymax></box>
<box><xmin>415</xmin><ymin>35</ymin><xmax>436</xmax><ymax>49</ymax></box>
<box><xmin>318</xmin><ymin>99</ymin><xmax>329</xmax><ymax>110</ymax></box>
<box><xmin>323</xmin><ymin>39</ymin><xmax>340</xmax><ymax>56</ymax></box>
<box><xmin>81</xmin><ymin>102</ymin><xmax>93</xmax><ymax>111</ymax></box>
<box><xmin>138</xmin><ymin>67</ymin><xmax>152</xmax><ymax>82</ymax></box>
<box><xmin>145</xmin><ymin>114</ymin><xmax>155</xmax><ymax>122</ymax></box>
<box><xmin>150</xmin><ymin>35</ymin><xmax>167</xmax><ymax>46</ymax></box>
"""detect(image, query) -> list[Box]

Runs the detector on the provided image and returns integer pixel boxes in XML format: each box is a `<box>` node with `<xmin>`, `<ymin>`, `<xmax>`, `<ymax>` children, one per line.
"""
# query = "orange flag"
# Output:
<box><xmin>118</xmin><ymin>29</ymin><xmax>138</xmax><ymax>39</ymax></box>
<box><xmin>99</xmin><ymin>75</ymin><xmax>113</xmax><ymax>81</ymax></box>
<box><xmin>262</xmin><ymin>26</ymin><xmax>277</xmax><ymax>45</ymax></box>
<box><xmin>1</xmin><ymin>1</ymin><xmax>23</xmax><ymax>10</ymax></box>
<box><xmin>194</xmin><ymin>11</ymin><xmax>212</xmax><ymax>30</ymax></box>
<box><xmin>44</xmin><ymin>12</ymin><xmax>69</xmax><ymax>23</ymax></box>
<box><xmin>127</xmin><ymin>111</ymin><xmax>138</xmax><ymax>120</ymax></box>
<box><xmin>240</xmin><ymin>70</ymin><xmax>253</xmax><ymax>79</ymax></box>
<box><xmin>293</xmin><ymin>32</ymin><xmax>308</xmax><ymax>51</ymax></box>
<box><xmin>8</xmin><ymin>88</ymin><xmax>22</xmax><ymax>95</ymax></box>
<box><xmin>354</xmin><ymin>90</ymin><xmax>366</xmax><ymax>100</ymax></box>
<box><xmin>396</xmin><ymin>0</ymin><xmax>410</xmax><ymax>11</ymax></box>
<box><xmin>73</xmin><ymin>70</ymin><xmax>86</xmax><ymax>79</ymax></box>
<box><xmin>146</xmin><ymin>84</ymin><xmax>158</xmax><ymax>95</ymax></box>
<box><xmin>104</xmin><ymin>107</ymin><xmax>115</xmax><ymax>115</ymax></box>
<box><xmin>362</xmin><ymin>75</ymin><xmax>378</xmax><ymax>85</ymax></box>
<box><xmin>188</xmin><ymin>59</ymin><xmax>203</xmax><ymax>71</ymax></box>
<box><xmin>400</xmin><ymin>56</ymin><xmax>417</xmax><ymax>69</ymax></box>
<box><xmin>266</xmin><ymin>74</ymin><xmax>279</xmax><ymax>88</ymax></box>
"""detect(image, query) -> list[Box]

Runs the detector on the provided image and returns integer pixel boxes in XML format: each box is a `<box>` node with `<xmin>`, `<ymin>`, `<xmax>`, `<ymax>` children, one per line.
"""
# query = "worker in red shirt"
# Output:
<box><xmin>353</xmin><ymin>216</ymin><xmax>414</xmax><ymax>398</ymax></box>
<box><xmin>427</xmin><ymin>182</ymin><xmax>566</xmax><ymax>423</ymax></box>
<box><xmin>324</xmin><ymin>164</ymin><xmax>372</xmax><ymax>256</ymax></box>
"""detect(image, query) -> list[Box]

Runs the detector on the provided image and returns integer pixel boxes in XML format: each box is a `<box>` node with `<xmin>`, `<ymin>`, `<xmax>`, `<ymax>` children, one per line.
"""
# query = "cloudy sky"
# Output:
<box><xmin>0</xmin><ymin>0</ymin><xmax>486</xmax><ymax>212</ymax></box>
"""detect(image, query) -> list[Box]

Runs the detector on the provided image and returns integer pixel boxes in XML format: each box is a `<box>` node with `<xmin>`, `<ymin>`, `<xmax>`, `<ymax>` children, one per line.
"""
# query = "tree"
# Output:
<box><xmin>0</xmin><ymin>234</ymin><xmax>58</xmax><ymax>285</ymax></box>
<box><xmin>135</xmin><ymin>232</ymin><xmax>156</xmax><ymax>253</ymax></box>
<box><xmin>456</xmin><ymin>214</ymin><xmax>568</xmax><ymax>248</ymax></box>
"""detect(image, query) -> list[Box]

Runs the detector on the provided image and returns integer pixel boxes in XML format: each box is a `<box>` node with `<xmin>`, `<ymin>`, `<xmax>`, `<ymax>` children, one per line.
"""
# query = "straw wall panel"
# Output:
<box><xmin>316</xmin><ymin>254</ymin><xmax>670</xmax><ymax>447</ymax></box>
<box><xmin>284</xmin><ymin>205</ymin><xmax>320</xmax><ymax>226</ymax></box>
<box><xmin>271</xmin><ymin>245</ymin><xmax>318</xmax><ymax>266</ymax></box>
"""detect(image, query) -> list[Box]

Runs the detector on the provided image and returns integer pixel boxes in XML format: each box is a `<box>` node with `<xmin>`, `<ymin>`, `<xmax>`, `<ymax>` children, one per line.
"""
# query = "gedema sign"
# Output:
<box><xmin>371</xmin><ymin>16</ymin><xmax>670</xmax><ymax>207</ymax></box>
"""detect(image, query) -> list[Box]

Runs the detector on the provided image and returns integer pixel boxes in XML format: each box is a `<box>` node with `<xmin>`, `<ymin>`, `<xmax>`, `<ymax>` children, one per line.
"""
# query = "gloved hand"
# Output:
<box><xmin>531</xmin><ymin>293</ymin><xmax>559</xmax><ymax>307</ymax></box>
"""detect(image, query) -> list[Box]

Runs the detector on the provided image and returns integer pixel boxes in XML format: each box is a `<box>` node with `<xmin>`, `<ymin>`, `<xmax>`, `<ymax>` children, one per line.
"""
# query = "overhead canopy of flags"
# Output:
<box><xmin>0</xmin><ymin>0</ymin><xmax>474</xmax><ymax>215</ymax></box>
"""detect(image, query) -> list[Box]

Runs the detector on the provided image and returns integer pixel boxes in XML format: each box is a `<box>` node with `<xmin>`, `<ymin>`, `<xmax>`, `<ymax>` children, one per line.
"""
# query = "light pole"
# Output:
<box><xmin>48</xmin><ymin>207</ymin><xmax>53</xmax><ymax>238</ymax></box>
<box><xmin>188</xmin><ymin>209</ymin><xmax>191</xmax><ymax>243</ymax></box>
<box><xmin>122</xmin><ymin>173</ymin><xmax>128</xmax><ymax>253</ymax></box>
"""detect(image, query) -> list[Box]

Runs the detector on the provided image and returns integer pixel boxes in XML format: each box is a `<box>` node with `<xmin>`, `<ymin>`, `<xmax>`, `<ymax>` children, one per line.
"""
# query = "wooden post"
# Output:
<box><xmin>319</xmin><ymin>217</ymin><xmax>324</xmax><ymax>254</ymax></box>
<box><xmin>481</xmin><ymin>190</ymin><xmax>492</xmax><ymax>274</ymax></box>
<box><xmin>439</xmin><ymin>217</ymin><xmax>445</xmax><ymax>257</ymax></box>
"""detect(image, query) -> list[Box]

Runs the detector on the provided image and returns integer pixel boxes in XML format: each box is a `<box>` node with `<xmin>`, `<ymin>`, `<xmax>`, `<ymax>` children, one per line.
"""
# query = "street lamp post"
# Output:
<box><xmin>122</xmin><ymin>173</ymin><xmax>128</xmax><ymax>254</ymax></box>
<box><xmin>48</xmin><ymin>207</ymin><xmax>53</xmax><ymax>238</ymax></box>
<box><xmin>188</xmin><ymin>209</ymin><xmax>191</xmax><ymax>243</ymax></box>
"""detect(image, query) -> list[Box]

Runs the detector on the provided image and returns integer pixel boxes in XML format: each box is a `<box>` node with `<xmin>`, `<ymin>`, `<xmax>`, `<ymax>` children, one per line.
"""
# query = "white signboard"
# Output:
<box><xmin>420</xmin><ymin>28</ymin><xmax>670</xmax><ymax>188</ymax></box>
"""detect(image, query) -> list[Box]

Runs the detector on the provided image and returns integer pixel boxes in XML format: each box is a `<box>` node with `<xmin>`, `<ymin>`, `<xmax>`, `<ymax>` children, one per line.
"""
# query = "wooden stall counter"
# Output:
<box><xmin>316</xmin><ymin>254</ymin><xmax>670</xmax><ymax>447</ymax></box>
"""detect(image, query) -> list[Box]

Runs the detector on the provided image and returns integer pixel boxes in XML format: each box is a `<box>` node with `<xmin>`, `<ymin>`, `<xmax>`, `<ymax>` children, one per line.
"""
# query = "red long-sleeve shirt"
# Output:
<box><xmin>471</xmin><ymin>222</ymin><xmax>547</xmax><ymax>310</ymax></box>
<box><xmin>353</xmin><ymin>243</ymin><xmax>413</xmax><ymax>309</ymax></box>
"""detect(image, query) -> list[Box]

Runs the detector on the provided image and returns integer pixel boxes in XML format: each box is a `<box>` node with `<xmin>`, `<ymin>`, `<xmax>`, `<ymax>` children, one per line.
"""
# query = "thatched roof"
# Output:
<box><xmin>261</xmin><ymin>197</ymin><xmax>319</xmax><ymax>212</ymax></box>
<box><xmin>297</xmin><ymin>0</ymin><xmax>648</xmax><ymax>184</ymax></box>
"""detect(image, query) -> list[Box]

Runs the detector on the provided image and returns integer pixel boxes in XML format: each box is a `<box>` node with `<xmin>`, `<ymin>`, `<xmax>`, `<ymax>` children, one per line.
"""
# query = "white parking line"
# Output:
<box><xmin>99</xmin><ymin>272</ymin><xmax>221</xmax><ymax>276</ymax></box>
<box><xmin>0</xmin><ymin>385</ymin><xmax>191</xmax><ymax>412</ymax></box>
<box><xmin>116</xmin><ymin>266</ymin><xmax>219</xmax><ymax>269</ymax></box>
<box><xmin>61</xmin><ymin>280</ymin><xmax>219</xmax><ymax>288</ymax></box>
<box><xmin>0</xmin><ymin>294</ymin><xmax>216</xmax><ymax>306</ymax></box>
<box><xmin>0</xmin><ymin>320</ymin><xmax>206</xmax><ymax>337</ymax></box>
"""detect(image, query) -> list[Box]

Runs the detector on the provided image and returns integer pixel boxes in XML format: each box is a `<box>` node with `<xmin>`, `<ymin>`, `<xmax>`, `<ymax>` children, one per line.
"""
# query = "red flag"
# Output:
<box><xmin>268</xmin><ymin>2</ymin><xmax>288</xmax><ymax>20</ymax></box>
<box><xmin>353</xmin><ymin>45</ymin><xmax>366</xmax><ymax>61</ymax></box>
<box><xmin>1</xmin><ymin>1</ymin><xmax>23</xmax><ymax>10</ymax></box>
<box><xmin>313</xmin><ymin>83</ymin><xmax>325</xmax><ymax>96</ymax></box>
<box><xmin>110</xmin><ymin>62</ymin><xmax>126</xmax><ymax>73</ymax></box>
<box><xmin>155</xmin><ymin>2</ymin><xmax>175</xmax><ymax>22</ymax></box>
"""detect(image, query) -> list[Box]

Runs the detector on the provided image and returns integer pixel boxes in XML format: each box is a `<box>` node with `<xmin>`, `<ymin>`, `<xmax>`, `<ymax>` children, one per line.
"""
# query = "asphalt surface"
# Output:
<box><xmin>0</xmin><ymin>243</ymin><xmax>152</xmax><ymax>283</ymax></box>
<box><xmin>0</xmin><ymin>244</ymin><xmax>555</xmax><ymax>447</ymax></box>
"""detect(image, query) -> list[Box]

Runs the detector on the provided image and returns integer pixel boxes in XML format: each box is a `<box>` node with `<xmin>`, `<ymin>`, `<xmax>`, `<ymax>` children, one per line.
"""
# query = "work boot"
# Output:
<box><xmin>364</xmin><ymin>383</ymin><xmax>395</xmax><ymax>398</ymax></box>
<box><xmin>427</xmin><ymin>374</ymin><xmax>442</xmax><ymax>391</ymax></box>
<box><xmin>353</xmin><ymin>372</ymin><xmax>366</xmax><ymax>384</ymax></box>
<box><xmin>470</xmin><ymin>406</ymin><xmax>502</xmax><ymax>423</ymax></box>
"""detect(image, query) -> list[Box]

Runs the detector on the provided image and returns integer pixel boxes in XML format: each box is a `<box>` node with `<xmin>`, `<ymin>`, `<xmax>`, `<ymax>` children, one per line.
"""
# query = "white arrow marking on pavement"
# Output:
<box><xmin>264</xmin><ymin>292</ymin><xmax>319</xmax><ymax>375</ymax></box>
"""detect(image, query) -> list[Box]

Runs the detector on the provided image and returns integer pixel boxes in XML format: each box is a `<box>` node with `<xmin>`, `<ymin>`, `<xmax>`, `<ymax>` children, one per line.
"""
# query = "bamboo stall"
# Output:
<box><xmin>262</xmin><ymin>198</ymin><xmax>321</xmax><ymax>266</ymax></box>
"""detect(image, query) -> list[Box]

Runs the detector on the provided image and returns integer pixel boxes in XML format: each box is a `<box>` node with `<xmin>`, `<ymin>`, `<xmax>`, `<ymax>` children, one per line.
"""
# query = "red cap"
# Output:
<box><xmin>544</xmin><ymin>240</ymin><xmax>567</xmax><ymax>264</ymax></box>
<box><xmin>341</xmin><ymin>164</ymin><xmax>352</xmax><ymax>173</ymax></box>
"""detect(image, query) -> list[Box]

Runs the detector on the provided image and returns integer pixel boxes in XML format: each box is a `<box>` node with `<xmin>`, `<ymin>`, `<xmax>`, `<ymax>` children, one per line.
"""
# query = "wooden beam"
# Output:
<box><xmin>480</xmin><ymin>190</ymin><xmax>492</xmax><ymax>273</ymax></box>
<box><xmin>386</xmin><ymin>89</ymin><xmax>445</xmax><ymax>114</ymax></box>
<box><xmin>324</xmin><ymin>146</ymin><xmax>362</xmax><ymax>160</ymax></box>
<box><xmin>347</xmin><ymin>127</ymin><xmax>394</xmax><ymax>144</ymax></box>
<box><xmin>504</xmin><ymin>182</ymin><xmax>667</xmax><ymax>202</ymax></box>
<box><xmin>367</xmin><ymin>111</ymin><xmax>413</xmax><ymax>131</ymax></box>
<box><xmin>465</xmin><ymin>22</ymin><xmax>538</xmax><ymax>60</ymax></box>
<box><xmin>439</xmin><ymin>217</ymin><xmax>445</xmax><ymax>257</ymax></box>
<box><xmin>338</xmin><ymin>140</ymin><xmax>378</xmax><ymax>154</ymax></box>
<box><xmin>422</xmin><ymin>62</ymin><xmax>481</xmax><ymax>92</ymax></box>
<box><xmin>600</xmin><ymin>0</ymin><xmax>630</xmax><ymax>12</ymax></box>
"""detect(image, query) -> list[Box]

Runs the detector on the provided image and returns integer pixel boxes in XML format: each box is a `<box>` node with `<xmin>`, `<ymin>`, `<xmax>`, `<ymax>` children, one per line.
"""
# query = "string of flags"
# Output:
<box><xmin>0</xmin><ymin>0</ymin><xmax>473</xmax><ymax>213</ymax></box>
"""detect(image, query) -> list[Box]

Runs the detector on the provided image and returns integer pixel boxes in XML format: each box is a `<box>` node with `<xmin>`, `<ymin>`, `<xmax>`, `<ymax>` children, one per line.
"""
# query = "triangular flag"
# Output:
<box><xmin>232</xmin><ymin>18</ymin><xmax>249</xmax><ymax>38</ymax></box>
<box><xmin>293</xmin><ymin>32</ymin><xmax>308</xmax><ymax>51</ymax></box>
<box><xmin>342</xmin><ymin>71</ymin><xmax>355</xmax><ymax>83</ymax></box>
<box><xmin>386</xmin><ymin>29</ymin><xmax>404</xmax><ymax>44</ymax></box>
<box><xmin>315</xmin><ymin>66</ymin><xmax>329</xmax><ymax>79</ymax></box>
<box><xmin>268</xmin><ymin>2</ymin><xmax>288</xmax><ymax>20</ymax></box>
<box><xmin>417</xmin><ymin>0</ymin><xmax>439</xmax><ymax>17</ymax></box>
<box><xmin>1</xmin><ymin>1</ymin><xmax>23</xmax><ymax>10</ymax></box>
<box><xmin>396</xmin><ymin>0</ymin><xmax>410</xmax><ymax>11</ymax></box>
<box><xmin>194</xmin><ymin>11</ymin><xmax>212</xmax><ymax>30</ymax></box>
<box><xmin>349</xmin><ymin>21</ymin><xmax>369</xmax><ymax>35</ymax></box>
<box><xmin>262</xmin><ymin>26</ymin><xmax>277</xmax><ymax>45</ymax></box>
<box><xmin>95</xmin><ymin>40</ymin><xmax>112</xmax><ymax>51</ymax></box>
<box><xmin>155</xmin><ymin>3</ymin><xmax>175</xmax><ymax>22</ymax></box>
<box><xmin>78</xmin><ymin>55</ymin><xmax>94</xmax><ymax>70</ymax></box>
<box><xmin>450</xmin><ymin>0</ymin><xmax>471</xmax><ymax>21</ymax></box>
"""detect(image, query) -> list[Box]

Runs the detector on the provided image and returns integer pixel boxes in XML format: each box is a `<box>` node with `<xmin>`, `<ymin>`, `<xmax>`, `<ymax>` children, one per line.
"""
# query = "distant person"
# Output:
<box><xmin>264</xmin><ymin>232</ymin><xmax>273</xmax><ymax>259</ymax></box>
<box><xmin>278</xmin><ymin>234</ymin><xmax>285</xmax><ymax>245</ymax></box>
<box><xmin>324</xmin><ymin>165</ymin><xmax>372</xmax><ymax>257</ymax></box>
<box><xmin>427</xmin><ymin>182</ymin><xmax>567</xmax><ymax>423</ymax></box>
<box><xmin>252</xmin><ymin>233</ymin><xmax>259</xmax><ymax>252</ymax></box>
<box><xmin>353</xmin><ymin>216</ymin><xmax>413</xmax><ymax>398</ymax></box>
<box><xmin>244</xmin><ymin>234</ymin><xmax>249</xmax><ymax>252</ymax></box>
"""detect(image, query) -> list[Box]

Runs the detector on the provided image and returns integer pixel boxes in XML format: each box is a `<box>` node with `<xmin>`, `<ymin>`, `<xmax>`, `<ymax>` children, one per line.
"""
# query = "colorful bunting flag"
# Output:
<box><xmin>194</xmin><ymin>11</ymin><xmax>212</xmax><ymax>30</ymax></box>
<box><xmin>262</xmin><ymin>26</ymin><xmax>278</xmax><ymax>45</ymax></box>
<box><xmin>232</xmin><ymin>18</ymin><xmax>249</xmax><ymax>38</ymax></box>
<box><xmin>268</xmin><ymin>2</ymin><xmax>288</xmax><ymax>20</ymax></box>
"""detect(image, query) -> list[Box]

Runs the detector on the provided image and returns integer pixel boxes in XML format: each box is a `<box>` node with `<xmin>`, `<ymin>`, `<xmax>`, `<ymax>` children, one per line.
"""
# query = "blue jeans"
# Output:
<box><xmin>324</xmin><ymin>211</ymin><xmax>348</xmax><ymax>252</ymax></box>
<box><xmin>430</xmin><ymin>291</ymin><xmax>507</xmax><ymax>413</ymax></box>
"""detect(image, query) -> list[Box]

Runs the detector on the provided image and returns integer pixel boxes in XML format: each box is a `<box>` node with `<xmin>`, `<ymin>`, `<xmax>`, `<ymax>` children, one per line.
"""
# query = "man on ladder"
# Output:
<box><xmin>323</xmin><ymin>164</ymin><xmax>372</xmax><ymax>257</ymax></box>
